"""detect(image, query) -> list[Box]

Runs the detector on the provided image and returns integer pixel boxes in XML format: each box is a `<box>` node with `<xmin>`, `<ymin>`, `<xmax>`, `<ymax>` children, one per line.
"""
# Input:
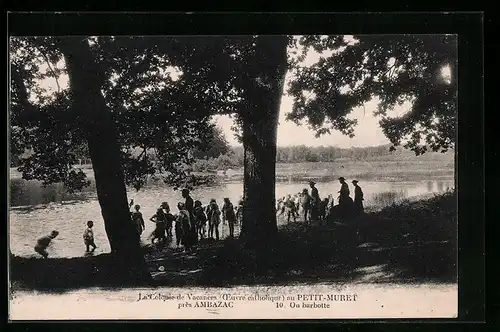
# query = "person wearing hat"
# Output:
<box><xmin>309</xmin><ymin>181</ymin><xmax>320</xmax><ymax>222</ymax></box>
<box><xmin>337</xmin><ymin>177</ymin><xmax>352</xmax><ymax>218</ymax></box>
<box><xmin>352</xmin><ymin>180</ymin><xmax>364</xmax><ymax>216</ymax></box>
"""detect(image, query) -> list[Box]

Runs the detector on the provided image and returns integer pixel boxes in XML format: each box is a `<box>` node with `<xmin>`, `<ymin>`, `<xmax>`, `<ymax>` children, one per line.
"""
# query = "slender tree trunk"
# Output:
<box><xmin>59</xmin><ymin>37</ymin><xmax>151</xmax><ymax>284</ymax></box>
<box><xmin>240</xmin><ymin>36</ymin><xmax>288</xmax><ymax>245</ymax></box>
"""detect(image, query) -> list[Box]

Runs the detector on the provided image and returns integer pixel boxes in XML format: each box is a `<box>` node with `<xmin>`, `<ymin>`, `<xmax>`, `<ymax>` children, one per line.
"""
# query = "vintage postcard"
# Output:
<box><xmin>8</xmin><ymin>31</ymin><xmax>458</xmax><ymax>320</ymax></box>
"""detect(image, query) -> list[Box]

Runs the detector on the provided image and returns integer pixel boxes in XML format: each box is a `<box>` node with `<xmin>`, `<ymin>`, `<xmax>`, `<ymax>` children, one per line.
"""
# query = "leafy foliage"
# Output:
<box><xmin>10</xmin><ymin>34</ymin><xmax>457</xmax><ymax>194</ymax></box>
<box><xmin>190</xmin><ymin>125</ymin><xmax>231</xmax><ymax>160</ymax></box>
<box><xmin>10</xmin><ymin>36</ymin><xmax>244</xmax><ymax>192</ymax></box>
<box><xmin>287</xmin><ymin>35</ymin><xmax>457</xmax><ymax>155</ymax></box>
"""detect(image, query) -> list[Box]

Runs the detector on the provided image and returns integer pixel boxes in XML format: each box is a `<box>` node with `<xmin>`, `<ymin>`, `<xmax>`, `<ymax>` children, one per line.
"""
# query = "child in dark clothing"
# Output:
<box><xmin>150</xmin><ymin>208</ymin><xmax>167</xmax><ymax>245</ymax></box>
<box><xmin>177</xmin><ymin>202</ymin><xmax>193</xmax><ymax>252</ymax></box>
<box><xmin>131</xmin><ymin>204</ymin><xmax>145</xmax><ymax>236</ymax></box>
<box><xmin>194</xmin><ymin>200</ymin><xmax>207</xmax><ymax>240</ymax></box>
<box><xmin>222</xmin><ymin>198</ymin><xmax>237</xmax><ymax>238</ymax></box>
<box><xmin>161</xmin><ymin>202</ymin><xmax>175</xmax><ymax>237</ymax></box>
<box><xmin>206</xmin><ymin>199</ymin><xmax>221</xmax><ymax>240</ymax></box>
<box><xmin>83</xmin><ymin>221</ymin><xmax>97</xmax><ymax>252</ymax></box>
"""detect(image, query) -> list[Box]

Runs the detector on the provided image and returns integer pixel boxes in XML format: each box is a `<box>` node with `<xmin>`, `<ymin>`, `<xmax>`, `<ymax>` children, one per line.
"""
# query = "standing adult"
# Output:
<box><xmin>352</xmin><ymin>180</ymin><xmax>364</xmax><ymax>216</ymax></box>
<box><xmin>182</xmin><ymin>188</ymin><xmax>197</xmax><ymax>246</ymax></box>
<box><xmin>309</xmin><ymin>181</ymin><xmax>320</xmax><ymax>222</ymax></box>
<box><xmin>337</xmin><ymin>177</ymin><xmax>352</xmax><ymax>219</ymax></box>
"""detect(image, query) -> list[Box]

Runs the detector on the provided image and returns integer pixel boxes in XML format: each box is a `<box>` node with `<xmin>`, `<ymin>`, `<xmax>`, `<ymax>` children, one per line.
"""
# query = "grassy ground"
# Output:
<box><xmin>10</xmin><ymin>191</ymin><xmax>457</xmax><ymax>293</ymax></box>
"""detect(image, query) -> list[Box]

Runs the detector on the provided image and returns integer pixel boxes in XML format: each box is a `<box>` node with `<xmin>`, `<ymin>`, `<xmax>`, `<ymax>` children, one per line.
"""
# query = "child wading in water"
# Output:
<box><xmin>236</xmin><ymin>199</ymin><xmax>244</xmax><ymax>225</ymax></box>
<box><xmin>174</xmin><ymin>206</ymin><xmax>184</xmax><ymax>248</ymax></box>
<box><xmin>161</xmin><ymin>202</ymin><xmax>175</xmax><ymax>237</ymax></box>
<box><xmin>194</xmin><ymin>200</ymin><xmax>207</xmax><ymax>240</ymax></box>
<box><xmin>177</xmin><ymin>202</ymin><xmax>193</xmax><ymax>252</ymax></box>
<box><xmin>222</xmin><ymin>198</ymin><xmax>237</xmax><ymax>238</ymax></box>
<box><xmin>83</xmin><ymin>221</ymin><xmax>98</xmax><ymax>252</ymax></box>
<box><xmin>131</xmin><ymin>204</ymin><xmax>145</xmax><ymax>236</ymax></box>
<box><xmin>206</xmin><ymin>199</ymin><xmax>221</xmax><ymax>240</ymax></box>
<box><xmin>150</xmin><ymin>207</ymin><xmax>167</xmax><ymax>245</ymax></box>
<box><xmin>34</xmin><ymin>230</ymin><xmax>59</xmax><ymax>258</ymax></box>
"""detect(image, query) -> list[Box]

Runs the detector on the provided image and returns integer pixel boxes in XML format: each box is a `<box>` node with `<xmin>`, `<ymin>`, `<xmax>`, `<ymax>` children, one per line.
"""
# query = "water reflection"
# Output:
<box><xmin>10</xmin><ymin>179</ymin><xmax>94</xmax><ymax>207</ymax></box>
<box><xmin>9</xmin><ymin>176</ymin><xmax>454</xmax><ymax>258</ymax></box>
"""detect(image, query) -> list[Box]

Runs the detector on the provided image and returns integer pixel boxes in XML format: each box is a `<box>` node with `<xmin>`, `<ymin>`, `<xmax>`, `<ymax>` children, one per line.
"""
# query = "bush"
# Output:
<box><xmin>191</xmin><ymin>152</ymin><xmax>242</xmax><ymax>172</ymax></box>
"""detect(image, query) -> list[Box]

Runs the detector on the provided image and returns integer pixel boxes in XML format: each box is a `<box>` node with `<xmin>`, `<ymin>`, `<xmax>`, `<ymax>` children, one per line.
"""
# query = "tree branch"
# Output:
<box><xmin>384</xmin><ymin>58</ymin><xmax>398</xmax><ymax>79</ymax></box>
<box><xmin>36</xmin><ymin>46</ymin><xmax>61</xmax><ymax>93</ymax></box>
<box><xmin>11</xmin><ymin>65</ymin><xmax>38</xmax><ymax>113</ymax></box>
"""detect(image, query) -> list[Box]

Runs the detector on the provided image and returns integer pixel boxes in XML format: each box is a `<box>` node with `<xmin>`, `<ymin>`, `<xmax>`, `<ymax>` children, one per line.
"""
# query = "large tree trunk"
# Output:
<box><xmin>59</xmin><ymin>37</ymin><xmax>151</xmax><ymax>284</ymax></box>
<box><xmin>240</xmin><ymin>36</ymin><xmax>288</xmax><ymax>246</ymax></box>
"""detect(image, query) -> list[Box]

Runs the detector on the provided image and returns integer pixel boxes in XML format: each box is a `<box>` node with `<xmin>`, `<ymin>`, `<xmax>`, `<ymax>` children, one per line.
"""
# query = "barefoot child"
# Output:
<box><xmin>83</xmin><ymin>220</ymin><xmax>98</xmax><ymax>252</ymax></box>
<box><xmin>174</xmin><ymin>209</ymin><xmax>184</xmax><ymax>248</ymax></box>
<box><xmin>34</xmin><ymin>230</ymin><xmax>59</xmax><ymax>258</ymax></box>
<box><xmin>177</xmin><ymin>202</ymin><xmax>193</xmax><ymax>252</ymax></box>
<box><xmin>131</xmin><ymin>204</ymin><xmax>145</xmax><ymax>236</ymax></box>
<box><xmin>161</xmin><ymin>202</ymin><xmax>175</xmax><ymax>237</ymax></box>
<box><xmin>206</xmin><ymin>199</ymin><xmax>221</xmax><ymax>240</ymax></box>
<box><xmin>194</xmin><ymin>200</ymin><xmax>207</xmax><ymax>240</ymax></box>
<box><xmin>150</xmin><ymin>208</ymin><xmax>167</xmax><ymax>245</ymax></box>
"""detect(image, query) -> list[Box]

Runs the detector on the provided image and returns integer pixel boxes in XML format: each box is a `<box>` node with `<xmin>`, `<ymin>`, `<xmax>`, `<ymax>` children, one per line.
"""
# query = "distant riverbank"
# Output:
<box><xmin>10</xmin><ymin>159</ymin><xmax>454</xmax><ymax>183</ymax></box>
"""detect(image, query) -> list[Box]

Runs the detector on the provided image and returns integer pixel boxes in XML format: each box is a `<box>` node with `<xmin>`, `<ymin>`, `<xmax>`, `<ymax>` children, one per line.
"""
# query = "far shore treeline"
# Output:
<box><xmin>10</xmin><ymin>125</ymin><xmax>454</xmax><ymax>173</ymax></box>
<box><xmin>190</xmin><ymin>144</ymin><xmax>454</xmax><ymax>173</ymax></box>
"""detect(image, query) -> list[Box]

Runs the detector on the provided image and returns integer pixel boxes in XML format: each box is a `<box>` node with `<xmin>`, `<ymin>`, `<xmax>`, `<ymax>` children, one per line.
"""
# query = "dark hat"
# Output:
<box><xmin>309</xmin><ymin>181</ymin><xmax>316</xmax><ymax>185</ymax></box>
<box><xmin>338</xmin><ymin>177</ymin><xmax>345</xmax><ymax>181</ymax></box>
<box><xmin>352</xmin><ymin>180</ymin><xmax>359</xmax><ymax>184</ymax></box>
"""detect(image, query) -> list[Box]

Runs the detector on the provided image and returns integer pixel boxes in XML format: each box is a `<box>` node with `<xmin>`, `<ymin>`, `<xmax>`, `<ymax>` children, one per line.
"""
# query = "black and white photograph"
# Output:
<box><xmin>8</xmin><ymin>14</ymin><xmax>465</xmax><ymax>320</ymax></box>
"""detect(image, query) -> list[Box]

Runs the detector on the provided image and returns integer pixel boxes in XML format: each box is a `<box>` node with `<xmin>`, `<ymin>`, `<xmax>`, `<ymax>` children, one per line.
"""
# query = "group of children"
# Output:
<box><xmin>33</xmin><ymin>195</ymin><xmax>244</xmax><ymax>258</ymax></box>
<box><xmin>130</xmin><ymin>195</ymin><xmax>244</xmax><ymax>253</ymax></box>
<box><xmin>33</xmin><ymin>180</ymin><xmax>363</xmax><ymax>258</ymax></box>
<box><xmin>277</xmin><ymin>178</ymin><xmax>365</xmax><ymax>223</ymax></box>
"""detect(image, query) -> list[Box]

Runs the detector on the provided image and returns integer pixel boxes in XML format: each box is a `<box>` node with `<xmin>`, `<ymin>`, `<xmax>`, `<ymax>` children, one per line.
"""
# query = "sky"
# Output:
<box><xmin>214</xmin><ymin>98</ymin><xmax>399</xmax><ymax>148</ymax></box>
<box><xmin>215</xmin><ymin>36</ymin><xmax>410</xmax><ymax>148</ymax></box>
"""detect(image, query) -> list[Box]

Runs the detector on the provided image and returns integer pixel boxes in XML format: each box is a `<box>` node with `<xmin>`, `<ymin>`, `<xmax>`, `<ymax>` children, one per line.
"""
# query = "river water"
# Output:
<box><xmin>9</xmin><ymin>175</ymin><xmax>454</xmax><ymax>258</ymax></box>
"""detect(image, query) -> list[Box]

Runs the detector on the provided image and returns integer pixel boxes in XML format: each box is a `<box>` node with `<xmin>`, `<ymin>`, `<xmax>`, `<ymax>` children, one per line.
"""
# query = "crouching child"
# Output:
<box><xmin>34</xmin><ymin>230</ymin><xmax>59</xmax><ymax>258</ymax></box>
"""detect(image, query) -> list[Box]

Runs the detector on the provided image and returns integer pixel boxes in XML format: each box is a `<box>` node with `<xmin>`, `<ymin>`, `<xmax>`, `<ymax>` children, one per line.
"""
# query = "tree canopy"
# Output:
<box><xmin>287</xmin><ymin>35</ymin><xmax>457</xmax><ymax>155</ymax></box>
<box><xmin>10</xmin><ymin>35</ymin><xmax>457</xmax><ymax>190</ymax></box>
<box><xmin>10</xmin><ymin>36</ymin><xmax>238</xmax><ymax>191</ymax></box>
